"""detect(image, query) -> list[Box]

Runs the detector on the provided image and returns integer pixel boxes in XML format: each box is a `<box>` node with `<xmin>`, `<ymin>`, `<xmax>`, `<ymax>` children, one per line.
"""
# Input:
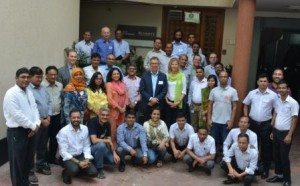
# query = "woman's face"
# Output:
<box><xmin>170</xmin><ymin>61</ymin><xmax>179</xmax><ymax>72</ymax></box>
<box><xmin>95</xmin><ymin>74</ymin><xmax>103</xmax><ymax>86</ymax></box>
<box><xmin>207</xmin><ymin>78</ymin><xmax>216</xmax><ymax>88</ymax></box>
<box><xmin>151</xmin><ymin>109</ymin><xmax>160</xmax><ymax>122</ymax></box>
<box><xmin>74</xmin><ymin>72</ymin><xmax>83</xmax><ymax>82</ymax></box>
<box><xmin>112</xmin><ymin>70</ymin><xmax>120</xmax><ymax>81</ymax></box>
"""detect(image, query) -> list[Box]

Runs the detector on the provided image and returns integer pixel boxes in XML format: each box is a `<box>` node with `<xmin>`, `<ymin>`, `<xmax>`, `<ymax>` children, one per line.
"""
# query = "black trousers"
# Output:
<box><xmin>7</xmin><ymin>127</ymin><xmax>35</xmax><ymax>186</ymax></box>
<box><xmin>220</xmin><ymin>158</ymin><xmax>255</xmax><ymax>186</ymax></box>
<box><xmin>273</xmin><ymin>128</ymin><xmax>291</xmax><ymax>182</ymax></box>
<box><xmin>48</xmin><ymin>114</ymin><xmax>61</xmax><ymax>161</ymax></box>
<box><xmin>165</xmin><ymin>99</ymin><xmax>183</xmax><ymax>129</ymax></box>
<box><xmin>62</xmin><ymin>154</ymin><xmax>97</xmax><ymax>178</ymax></box>
<box><xmin>167</xmin><ymin>143</ymin><xmax>187</xmax><ymax>158</ymax></box>
<box><xmin>249</xmin><ymin>118</ymin><xmax>272</xmax><ymax>171</ymax></box>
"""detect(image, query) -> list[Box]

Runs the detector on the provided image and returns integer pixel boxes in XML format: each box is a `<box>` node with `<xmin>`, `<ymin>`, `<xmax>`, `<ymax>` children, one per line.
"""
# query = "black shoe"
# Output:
<box><xmin>118</xmin><ymin>163</ymin><xmax>126</xmax><ymax>172</ymax></box>
<box><xmin>48</xmin><ymin>158</ymin><xmax>60</xmax><ymax>165</ymax></box>
<box><xmin>223</xmin><ymin>179</ymin><xmax>236</xmax><ymax>185</ymax></box>
<box><xmin>204</xmin><ymin>168</ymin><xmax>211</xmax><ymax>176</ymax></box>
<box><xmin>188</xmin><ymin>166</ymin><xmax>195</xmax><ymax>172</ymax></box>
<box><xmin>283</xmin><ymin>181</ymin><xmax>291</xmax><ymax>186</ymax></box>
<box><xmin>171</xmin><ymin>156</ymin><xmax>177</xmax><ymax>163</ymax></box>
<box><xmin>266</xmin><ymin>175</ymin><xmax>284</xmax><ymax>183</ymax></box>
<box><xmin>36</xmin><ymin>167</ymin><xmax>51</xmax><ymax>175</ymax></box>
<box><xmin>62</xmin><ymin>170</ymin><xmax>71</xmax><ymax>184</ymax></box>
<box><xmin>261</xmin><ymin>171</ymin><xmax>269</xmax><ymax>179</ymax></box>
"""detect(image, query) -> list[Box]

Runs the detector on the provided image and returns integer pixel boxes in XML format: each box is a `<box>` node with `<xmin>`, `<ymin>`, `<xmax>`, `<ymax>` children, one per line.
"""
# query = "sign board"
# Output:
<box><xmin>184</xmin><ymin>12</ymin><xmax>200</xmax><ymax>24</ymax></box>
<box><xmin>117</xmin><ymin>24</ymin><xmax>157</xmax><ymax>41</ymax></box>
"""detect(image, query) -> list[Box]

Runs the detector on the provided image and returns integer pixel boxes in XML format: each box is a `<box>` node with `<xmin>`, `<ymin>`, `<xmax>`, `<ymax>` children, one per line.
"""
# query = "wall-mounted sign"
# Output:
<box><xmin>117</xmin><ymin>24</ymin><xmax>157</xmax><ymax>41</ymax></box>
<box><xmin>184</xmin><ymin>12</ymin><xmax>200</xmax><ymax>24</ymax></box>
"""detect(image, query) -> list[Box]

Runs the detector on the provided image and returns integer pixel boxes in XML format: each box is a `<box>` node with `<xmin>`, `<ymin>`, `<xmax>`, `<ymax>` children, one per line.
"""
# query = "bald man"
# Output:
<box><xmin>93</xmin><ymin>26</ymin><xmax>114</xmax><ymax>65</ymax></box>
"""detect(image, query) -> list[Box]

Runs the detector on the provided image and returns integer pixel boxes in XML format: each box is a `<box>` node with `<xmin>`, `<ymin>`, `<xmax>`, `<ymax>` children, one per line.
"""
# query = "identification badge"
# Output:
<box><xmin>158</xmin><ymin>81</ymin><xmax>163</xmax><ymax>85</ymax></box>
<box><xmin>109</xmin><ymin>46</ymin><xmax>112</xmax><ymax>50</ymax></box>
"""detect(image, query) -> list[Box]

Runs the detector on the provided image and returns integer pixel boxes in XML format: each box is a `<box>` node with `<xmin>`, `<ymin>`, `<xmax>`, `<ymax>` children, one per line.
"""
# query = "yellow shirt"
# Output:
<box><xmin>87</xmin><ymin>88</ymin><xmax>108</xmax><ymax>118</ymax></box>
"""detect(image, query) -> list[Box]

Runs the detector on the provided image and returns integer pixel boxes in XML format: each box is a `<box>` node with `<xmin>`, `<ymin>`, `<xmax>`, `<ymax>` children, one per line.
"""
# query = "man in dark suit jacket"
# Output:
<box><xmin>57</xmin><ymin>49</ymin><xmax>77</xmax><ymax>88</ymax></box>
<box><xmin>140</xmin><ymin>56</ymin><xmax>168</xmax><ymax>123</ymax></box>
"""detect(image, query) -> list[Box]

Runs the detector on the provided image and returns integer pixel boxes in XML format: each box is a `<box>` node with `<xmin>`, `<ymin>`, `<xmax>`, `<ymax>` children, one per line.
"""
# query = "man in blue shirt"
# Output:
<box><xmin>113</xmin><ymin>28</ymin><xmax>130</xmax><ymax>69</ymax></box>
<box><xmin>116</xmin><ymin>110</ymin><xmax>148</xmax><ymax>172</ymax></box>
<box><xmin>93</xmin><ymin>26</ymin><xmax>114</xmax><ymax>65</ymax></box>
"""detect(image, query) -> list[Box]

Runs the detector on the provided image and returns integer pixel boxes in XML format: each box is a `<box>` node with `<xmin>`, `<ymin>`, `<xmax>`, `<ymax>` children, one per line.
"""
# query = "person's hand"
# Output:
<box><xmin>228</xmin><ymin>168</ymin><xmax>235</xmax><ymax>178</ymax></box>
<box><xmin>28</xmin><ymin>125</ymin><xmax>39</xmax><ymax>138</ymax></box>
<box><xmin>41</xmin><ymin>118</ymin><xmax>50</xmax><ymax>127</ymax></box>
<box><xmin>130</xmin><ymin>149</ymin><xmax>137</xmax><ymax>157</ymax></box>
<box><xmin>284</xmin><ymin>135</ymin><xmax>292</xmax><ymax>144</ymax></box>
<box><xmin>270</xmin><ymin>132</ymin><xmax>273</xmax><ymax>140</ymax></box>
<box><xmin>150</xmin><ymin>98</ymin><xmax>159</xmax><ymax>104</ymax></box>
<box><xmin>158</xmin><ymin>141</ymin><xmax>165</xmax><ymax>150</ymax></box>
<box><xmin>143</xmin><ymin>156</ymin><xmax>148</xmax><ymax>165</ymax></box>
<box><xmin>178</xmin><ymin>151</ymin><xmax>185</xmax><ymax>159</ymax></box>
<box><xmin>227</xmin><ymin>120</ymin><xmax>233</xmax><ymax>129</ymax></box>
<box><xmin>79</xmin><ymin>160</ymin><xmax>89</xmax><ymax>169</ymax></box>
<box><xmin>173</xmin><ymin>149</ymin><xmax>180</xmax><ymax>159</ymax></box>
<box><xmin>197</xmin><ymin>157</ymin><xmax>206</xmax><ymax>166</ymax></box>
<box><xmin>113</xmin><ymin>153</ymin><xmax>120</xmax><ymax>164</ymax></box>
<box><xmin>129</xmin><ymin>103</ymin><xmax>135</xmax><ymax>109</ymax></box>
<box><xmin>207</xmin><ymin>119</ymin><xmax>213</xmax><ymax>128</ymax></box>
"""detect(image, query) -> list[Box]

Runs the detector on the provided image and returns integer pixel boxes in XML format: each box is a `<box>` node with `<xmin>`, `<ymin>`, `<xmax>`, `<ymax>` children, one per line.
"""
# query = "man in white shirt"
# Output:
<box><xmin>75</xmin><ymin>31</ymin><xmax>94</xmax><ymax>65</ymax></box>
<box><xmin>183</xmin><ymin>127</ymin><xmax>215</xmax><ymax>175</ymax></box>
<box><xmin>3</xmin><ymin>67</ymin><xmax>40</xmax><ymax>186</ymax></box>
<box><xmin>168</xmin><ymin>113</ymin><xmax>194</xmax><ymax>162</ymax></box>
<box><xmin>113</xmin><ymin>28</ymin><xmax>130</xmax><ymax>72</ymax></box>
<box><xmin>221</xmin><ymin>133</ymin><xmax>258</xmax><ymax>185</ymax></box>
<box><xmin>187</xmin><ymin>42</ymin><xmax>207</xmax><ymax>67</ymax></box>
<box><xmin>266</xmin><ymin>81</ymin><xmax>299</xmax><ymax>186</ymax></box>
<box><xmin>56</xmin><ymin>109</ymin><xmax>97</xmax><ymax>184</ymax></box>
<box><xmin>144</xmin><ymin>37</ymin><xmax>166</xmax><ymax>71</ymax></box>
<box><xmin>159</xmin><ymin>43</ymin><xmax>178</xmax><ymax>74</ymax></box>
<box><xmin>83</xmin><ymin>53</ymin><xmax>105</xmax><ymax>85</ymax></box>
<box><xmin>243</xmin><ymin>73</ymin><xmax>277</xmax><ymax>179</ymax></box>
<box><xmin>204</xmin><ymin>52</ymin><xmax>218</xmax><ymax>78</ymax></box>
<box><xmin>188</xmin><ymin>66</ymin><xmax>207</xmax><ymax>131</ymax></box>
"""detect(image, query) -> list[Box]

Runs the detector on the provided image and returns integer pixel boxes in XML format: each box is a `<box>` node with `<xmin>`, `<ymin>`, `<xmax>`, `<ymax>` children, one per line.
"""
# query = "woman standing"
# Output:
<box><xmin>87</xmin><ymin>72</ymin><xmax>108</xmax><ymax>119</ymax></box>
<box><xmin>106</xmin><ymin>67</ymin><xmax>128</xmax><ymax>145</ymax></box>
<box><xmin>143</xmin><ymin>108</ymin><xmax>169</xmax><ymax>167</ymax></box>
<box><xmin>201</xmin><ymin>74</ymin><xmax>218</xmax><ymax>128</ymax></box>
<box><xmin>165</xmin><ymin>58</ymin><xmax>187</xmax><ymax>128</ymax></box>
<box><xmin>63</xmin><ymin>68</ymin><xmax>87</xmax><ymax>124</ymax></box>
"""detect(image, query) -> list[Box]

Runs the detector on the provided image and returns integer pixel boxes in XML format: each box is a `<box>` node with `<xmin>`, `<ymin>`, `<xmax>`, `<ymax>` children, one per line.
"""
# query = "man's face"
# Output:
<box><xmin>154</xmin><ymin>39</ymin><xmax>162</xmax><ymax>50</ymax></box>
<box><xmin>67</xmin><ymin>51</ymin><xmax>77</xmax><ymax>66</ymax></box>
<box><xmin>174</xmin><ymin>31</ymin><xmax>182</xmax><ymax>42</ymax></box>
<box><xmin>127</xmin><ymin>66</ymin><xmax>137</xmax><ymax>77</ymax></box>
<box><xmin>272</xmin><ymin>69</ymin><xmax>284</xmax><ymax>84</ymax></box>
<box><xmin>197</xmin><ymin>129</ymin><xmax>208</xmax><ymax>142</ymax></box>
<box><xmin>70</xmin><ymin>111</ymin><xmax>81</xmax><ymax>127</ymax></box>
<box><xmin>31</xmin><ymin>74</ymin><xmax>43</xmax><ymax>87</ymax></box>
<box><xmin>257</xmin><ymin>77</ymin><xmax>268</xmax><ymax>89</ymax></box>
<box><xmin>165</xmin><ymin>44</ymin><xmax>173</xmax><ymax>55</ymax></box>
<box><xmin>215</xmin><ymin>64</ymin><xmax>223</xmax><ymax>75</ymax></box>
<box><xmin>193</xmin><ymin>56</ymin><xmax>201</xmax><ymax>67</ymax></box>
<box><xmin>219</xmin><ymin>71</ymin><xmax>228</xmax><ymax>86</ymax></box>
<box><xmin>16</xmin><ymin>73</ymin><xmax>30</xmax><ymax>90</ymax></box>
<box><xmin>101</xmin><ymin>27</ymin><xmax>111</xmax><ymax>40</ymax></box>
<box><xmin>150</xmin><ymin>59</ymin><xmax>159</xmax><ymax>72</ymax></box>
<box><xmin>238</xmin><ymin>137</ymin><xmax>249</xmax><ymax>152</ymax></box>
<box><xmin>125</xmin><ymin>114</ymin><xmax>136</xmax><ymax>127</ymax></box>
<box><xmin>91</xmin><ymin>57</ymin><xmax>100</xmax><ymax>67</ymax></box>
<box><xmin>46</xmin><ymin>69</ymin><xmax>58</xmax><ymax>84</ymax></box>
<box><xmin>83</xmin><ymin>32</ymin><xmax>91</xmax><ymax>42</ymax></box>
<box><xmin>106</xmin><ymin>55</ymin><xmax>115</xmax><ymax>66</ymax></box>
<box><xmin>238</xmin><ymin>117</ymin><xmax>249</xmax><ymax>131</ymax></box>
<box><xmin>209</xmin><ymin>54</ymin><xmax>218</xmax><ymax>65</ymax></box>
<box><xmin>176</xmin><ymin>117</ymin><xmax>186</xmax><ymax>129</ymax></box>
<box><xmin>179</xmin><ymin>56</ymin><xmax>187</xmax><ymax>67</ymax></box>
<box><xmin>115</xmin><ymin>30</ymin><xmax>123</xmax><ymax>40</ymax></box>
<box><xmin>187</xmin><ymin>34</ymin><xmax>195</xmax><ymax>45</ymax></box>
<box><xmin>196</xmin><ymin>69</ymin><xmax>204</xmax><ymax>80</ymax></box>
<box><xmin>192</xmin><ymin>44</ymin><xmax>200</xmax><ymax>54</ymax></box>
<box><xmin>278</xmin><ymin>83</ymin><xmax>288</xmax><ymax>97</ymax></box>
<box><xmin>99</xmin><ymin>111</ymin><xmax>109</xmax><ymax>124</ymax></box>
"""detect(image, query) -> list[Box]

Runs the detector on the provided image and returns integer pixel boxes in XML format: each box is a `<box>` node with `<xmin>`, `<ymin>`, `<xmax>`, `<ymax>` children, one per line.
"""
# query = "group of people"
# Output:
<box><xmin>3</xmin><ymin>26</ymin><xmax>299</xmax><ymax>186</ymax></box>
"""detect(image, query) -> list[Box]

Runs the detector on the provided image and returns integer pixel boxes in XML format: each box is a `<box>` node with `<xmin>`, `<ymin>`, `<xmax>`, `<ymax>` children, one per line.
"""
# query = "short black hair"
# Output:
<box><xmin>238</xmin><ymin>133</ymin><xmax>249</xmax><ymax>142</ymax></box>
<box><xmin>29</xmin><ymin>66</ymin><xmax>43</xmax><ymax>76</ymax></box>
<box><xmin>192</xmin><ymin>42</ymin><xmax>200</xmax><ymax>47</ymax></box>
<box><xmin>197</xmin><ymin>126</ymin><xmax>208</xmax><ymax>132</ymax></box>
<box><xmin>45</xmin><ymin>66</ymin><xmax>58</xmax><ymax>74</ymax></box>
<box><xmin>115</xmin><ymin>28</ymin><xmax>122</xmax><ymax>34</ymax></box>
<box><xmin>214</xmin><ymin>62</ymin><xmax>223</xmax><ymax>68</ymax></box>
<box><xmin>16</xmin><ymin>67</ymin><xmax>30</xmax><ymax>77</ymax></box>
<box><xmin>125</xmin><ymin>109</ymin><xmax>136</xmax><ymax>117</ymax></box>
<box><xmin>174</xmin><ymin>29</ymin><xmax>183</xmax><ymax>36</ymax></box>
<box><xmin>83</xmin><ymin>31</ymin><xmax>92</xmax><ymax>35</ymax></box>
<box><xmin>91</xmin><ymin>53</ymin><xmax>101</xmax><ymax>59</ymax></box>
<box><xmin>278</xmin><ymin>80</ymin><xmax>289</xmax><ymax>88</ymax></box>
<box><xmin>153</xmin><ymin>37</ymin><xmax>163</xmax><ymax>43</ymax></box>
<box><xmin>257</xmin><ymin>73</ymin><xmax>269</xmax><ymax>81</ymax></box>
<box><xmin>106</xmin><ymin>67</ymin><xmax>123</xmax><ymax>82</ymax></box>
<box><xmin>176</xmin><ymin>112</ymin><xmax>186</xmax><ymax>119</ymax></box>
<box><xmin>150</xmin><ymin>107</ymin><xmax>161</xmax><ymax>115</ymax></box>
<box><xmin>127</xmin><ymin>63</ymin><xmax>137</xmax><ymax>69</ymax></box>
<box><xmin>195</xmin><ymin>66</ymin><xmax>204</xmax><ymax>72</ymax></box>
<box><xmin>69</xmin><ymin>108</ymin><xmax>81</xmax><ymax>117</ymax></box>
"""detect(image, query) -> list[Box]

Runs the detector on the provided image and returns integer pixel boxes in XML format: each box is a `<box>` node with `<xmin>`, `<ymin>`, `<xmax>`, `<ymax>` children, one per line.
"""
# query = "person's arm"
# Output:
<box><xmin>116</xmin><ymin>126</ymin><xmax>132</xmax><ymax>152</ymax></box>
<box><xmin>243</xmin><ymin>105</ymin><xmax>249</xmax><ymax>117</ymax></box>
<box><xmin>56</xmin><ymin>130</ymin><xmax>73</xmax><ymax>161</ymax></box>
<box><xmin>83</xmin><ymin>127</ymin><xmax>93</xmax><ymax>160</ymax></box>
<box><xmin>63</xmin><ymin>92</ymin><xmax>71</xmax><ymax>124</ymax></box>
<box><xmin>227</xmin><ymin>101</ymin><xmax>237</xmax><ymax>129</ymax></box>
<box><xmin>155</xmin><ymin>74</ymin><xmax>168</xmax><ymax>101</ymax></box>
<box><xmin>188</xmin><ymin>81</ymin><xmax>193</xmax><ymax>106</ymax></box>
<box><xmin>285</xmin><ymin>115</ymin><xmax>298</xmax><ymax>144</ymax></box>
<box><xmin>139</xmin><ymin>74</ymin><xmax>152</xmax><ymax>102</ymax></box>
<box><xmin>243</xmin><ymin>150</ymin><xmax>258</xmax><ymax>176</ymax></box>
<box><xmin>207</xmin><ymin>100</ymin><xmax>213</xmax><ymax>127</ymax></box>
<box><xmin>223</xmin><ymin>131</ymin><xmax>233</xmax><ymax>156</ymax></box>
<box><xmin>106</xmin><ymin>83</ymin><xmax>119</xmax><ymax>109</ymax></box>
<box><xmin>139</xmin><ymin>126</ymin><xmax>149</xmax><ymax>157</ymax></box>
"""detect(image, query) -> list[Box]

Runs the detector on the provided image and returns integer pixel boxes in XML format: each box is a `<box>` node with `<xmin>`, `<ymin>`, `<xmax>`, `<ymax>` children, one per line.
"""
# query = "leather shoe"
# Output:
<box><xmin>266</xmin><ymin>175</ymin><xmax>284</xmax><ymax>183</ymax></box>
<box><xmin>261</xmin><ymin>171</ymin><xmax>269</xmax><ymax>179</ymax></box>
<box><xmin>223</xmin><ymin>179</ymin><xmax>237</xmax><ymax>185</ymax></box>
<box><xmin>188</xmin><ymin>166</ymin><xmax>195</xmax><ymax>172</ymax></box>
<box><xmin>62</xmin><ymin>170</ymin><xmax>71</xmax><ymax>184</ymax></box>
<box><xmin>118</xmin><ymin>163</ymin><xmax>126</xmax><ymax>172</ymax></box>
<box><xmin>283</xmin><ymin>181</ymin><xmax>291</xmax><ymax>186</ymax></box>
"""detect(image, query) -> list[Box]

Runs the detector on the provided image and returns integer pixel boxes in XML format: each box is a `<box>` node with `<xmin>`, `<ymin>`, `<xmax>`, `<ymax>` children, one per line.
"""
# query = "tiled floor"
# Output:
<box><xmin>1</xmin><ymin>127</ymin><xmax>299</xmax><ymax>186</ymax></box>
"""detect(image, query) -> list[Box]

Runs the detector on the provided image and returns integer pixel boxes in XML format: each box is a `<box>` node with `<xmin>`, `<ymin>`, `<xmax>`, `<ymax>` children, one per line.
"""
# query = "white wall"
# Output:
<box><xmin>0</xmin><ymin>0</ymin><xmax>80</xmax><ymax>139</ymax></box>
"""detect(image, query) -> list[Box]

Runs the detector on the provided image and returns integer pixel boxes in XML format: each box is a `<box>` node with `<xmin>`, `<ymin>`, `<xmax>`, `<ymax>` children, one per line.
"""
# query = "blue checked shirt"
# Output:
<box><xmin>117</xmin><ymin>122</ymin><xmax>148</xmax><ymax>156</ymax></box>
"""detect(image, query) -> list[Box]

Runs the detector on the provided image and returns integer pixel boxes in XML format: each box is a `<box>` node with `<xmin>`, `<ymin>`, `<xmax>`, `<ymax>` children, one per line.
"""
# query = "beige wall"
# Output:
<box><xmin>0</xmin><ymin>0</ymin><xmax>80</xmax><ymax>139</ymax></box>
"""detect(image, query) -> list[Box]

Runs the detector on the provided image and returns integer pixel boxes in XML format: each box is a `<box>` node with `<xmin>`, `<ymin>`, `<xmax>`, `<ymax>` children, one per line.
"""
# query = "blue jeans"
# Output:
<box><xmin>211</xmin><ymin>122</ymin><xmax>229</xmax><ymax>146</ymax></box>
<box><xmin>147</xmin><ymin>146</ymin><xmax>167</xmax><ymax>164</ymax></box>
<box><xmin>183</xmin><ymin>154</ymin><xmax>215</xmax><ymax>170</ymax></box>
<box><xmin>91</xmin><ymin>142</ymin><xmax>115</xmax><ymax>169</ymax></box>
<box><xmin>116</xmin><ymin>147</ymin><xmax>144</xmax><ymax>165</ymax></box>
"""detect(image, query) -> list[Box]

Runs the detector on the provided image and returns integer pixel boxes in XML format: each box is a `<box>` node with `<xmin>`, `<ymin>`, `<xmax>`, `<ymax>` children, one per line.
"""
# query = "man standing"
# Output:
<box><xmin>266</xmin><ymin>81</ymin><xmax>299</xmax><ymax>186</ymax></box>
<box><xmin>113</xmin><ymin>28</ymin><xmax>130</xmax><ymax>71</ymax></box>
<box><xmin>221</xmin><ymin>133</ymin><xmax>258</xmax><ymax>186</ymax></box>
<box><xmin>58</xmin><ymin>49</ymin><xmax>77</xmax><ymax>88</ymax></box>
<box><xmin>140</xmin><ymin>56</ymin><xmax>168</xmax><ymax>122</ymax></box>
<box><xmin>186</xmin><ymin>33</ymin><xmax>202</xmax><ymax>54</ymax></box>
<box><xmin>42</xmin><ymin>66</ymin><xmax>63</xmax><ymax>165</ymax></box>
<box><xmin>93</xmin><ymin>26</ymin><xmax>114</xmax><ymax>65</ymax></box>
<box><xmin>160</xmin><ymin>43</ymin><xmax>178</xmax><ymax>74</ymax></box>
<box><xmin>187</xmin><ymin>42</ymin><xmax>207</xmax><ymax>67</ymax></box>
<box><xmin>144</xmin><ymin>37</ymin><xmax>166</xmax><ymax>71</ymax></box>
<box><xmin>117</xmin><ymin>111</ymin><xmax>149</xmax><ymax>172</ymax></box>
<box><xmin>57</xmin><ymin>109</ymin><xmax>97</xmax><ymax>184</ymax></box>
<box><xmin>172</xmin><ymin>29</ymin><xmax>188</xmax><ymax>56</ymax></box>
<box><xmin>207</xmin><ymin>71</ymin><xmax>238</xmax><ymax>152</ymax></box>
<box><xmin>28</xmin><ymin>67</ymin><xmax>52</xmax><ymax>182</ymax></box>
<box><xmin>189</xmin><ymin>54</ymin><xmax>202</xmax><ymax>83</ymax></box>
<box><xmin>100</xmin><ymin>54</ymin><xmax>123</xmax><ymax>81</ymax></box>
<box><xmin>168</xmin><ymin>113</ymin><xmax>194</xmax><ymax>162</ymax></box>
<box><xmin>188</xmin><ymin>66</ymin><xmax>207</xmax><ymax>131</ymax></box>
<box><xmin>243</xmin><ymin>73</ymin><xmax>277</xmax><ymax>179</ymax></box>
<box><xmin>3</xmin><ymin>67</ymin><xmax>40</xmax><ymax>186</ymax></box>
<box><xmin>214</xmin><ymin>62</ymin><xmax>232</xmax><ymax>86</ymax></box>
<box><xmin>183</xmin><ymin>127</ymin><xmax>215</xmax><ymax>175</ymax></box>
<box><xmin>88</xmin><ymin>108</ymin><xmax>120</xmax><ymax>179</ymax></box>
<box><xmin>83</xmin><ymin>53</ymin><xmax>105</xmax><ymax>85</ymax></box>
<box><xmin>75</xmin><ymin>31</ymin><xmax>94</xmax><ymax>65</ymax></box>
<box><xmin>204</xmin><ymin>53</ymin><xmax>218</xmax><ymax>78</ymax></box>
